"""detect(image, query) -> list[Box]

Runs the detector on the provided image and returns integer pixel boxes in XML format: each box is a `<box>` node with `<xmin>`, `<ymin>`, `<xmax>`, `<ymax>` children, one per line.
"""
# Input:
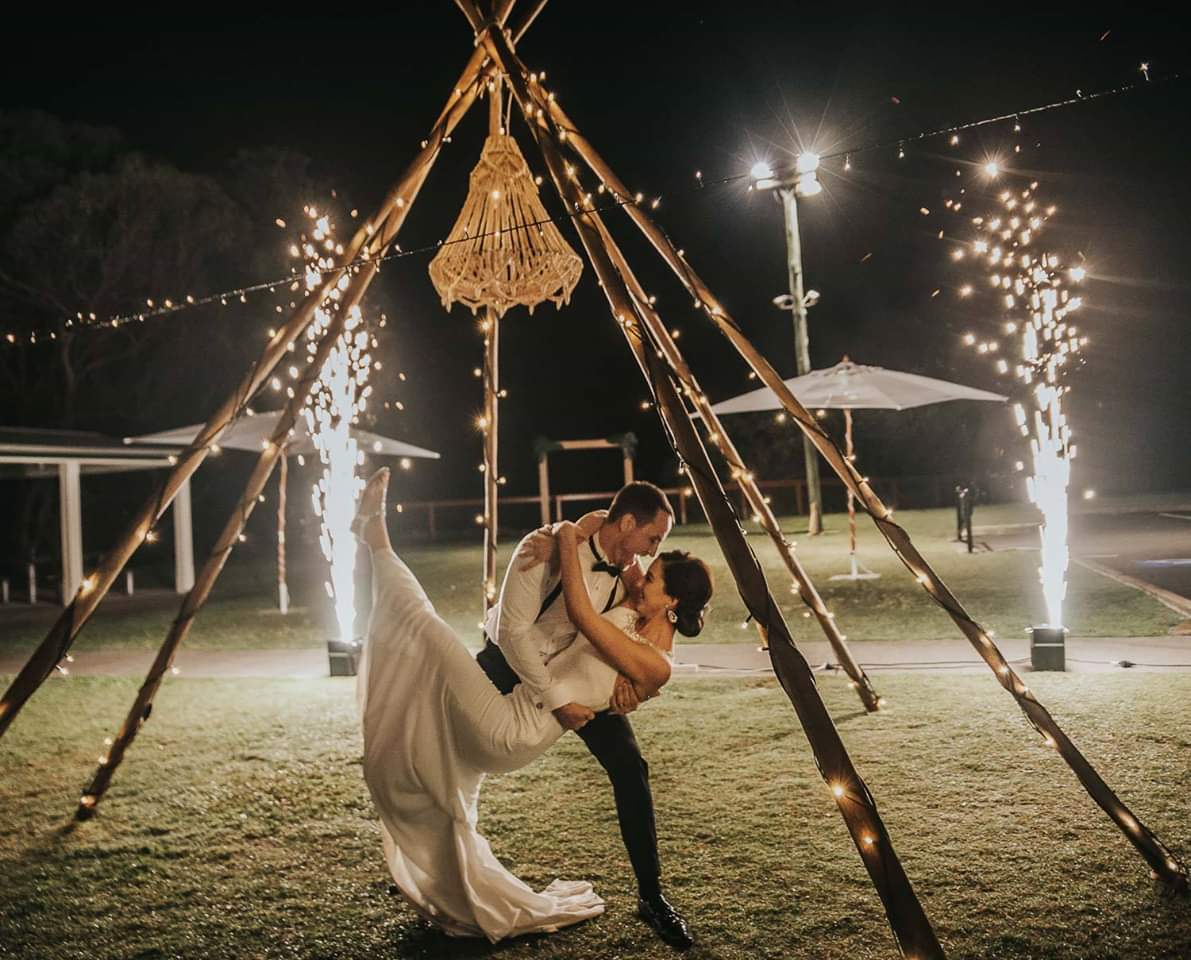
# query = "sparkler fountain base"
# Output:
<box><xmin>328</xmin><ymin>636</ymin><xmax>362</xmax><ymax>677</ymax></box>
<box><xmin>1029</xmin><ymin>625</ymin><xmax>1066</xmax><ymax>672</ymax></box>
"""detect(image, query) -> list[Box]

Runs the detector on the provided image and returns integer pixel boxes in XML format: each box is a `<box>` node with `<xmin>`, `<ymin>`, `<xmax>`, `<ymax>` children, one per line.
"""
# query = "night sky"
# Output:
<box><xmin>2</xmin><ymin>7</ymin><xmax>1189</xmax><ymax>553</ymax></box>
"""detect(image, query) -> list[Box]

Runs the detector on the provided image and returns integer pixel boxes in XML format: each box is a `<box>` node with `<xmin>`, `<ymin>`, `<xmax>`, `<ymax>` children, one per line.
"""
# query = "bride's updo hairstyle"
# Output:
<box><xmin>660</xmin><ymin>550</ymin><xmax>713</xmax><ymax>638</ymax></box>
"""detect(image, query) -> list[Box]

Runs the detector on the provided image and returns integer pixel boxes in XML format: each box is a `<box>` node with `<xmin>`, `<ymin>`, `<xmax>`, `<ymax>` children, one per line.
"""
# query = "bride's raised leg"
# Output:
<box><xmin>353</xmin><ymin>467</ymin><xmax>391</xmax><ymax>552</ymax></box>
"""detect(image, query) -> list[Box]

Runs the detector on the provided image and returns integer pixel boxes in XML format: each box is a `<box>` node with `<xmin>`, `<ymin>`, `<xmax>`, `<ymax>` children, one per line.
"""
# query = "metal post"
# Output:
<box><xmin>58</xmin><ymin>461</ymin><xmax>84</xmax><ymax>604</ymax></box>
<box><xmin>173</xmin><ymin>478</ymin><xmax>195</xmax><ymax>594</ymax></box>
<box><xmin>779</xmin><ymin>187</ymin><xmax>823</xmax><ymax>535</ymax></box>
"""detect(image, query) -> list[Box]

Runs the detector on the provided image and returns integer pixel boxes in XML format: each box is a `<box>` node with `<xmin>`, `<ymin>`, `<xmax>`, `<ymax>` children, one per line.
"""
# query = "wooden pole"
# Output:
<box><xmin>71</xmin><ymin>39</ymin><xmax>507</xmax><ymax>809</ymax></box>
<box><xmin>277</xmin><ymin>450</ymin><xmax>289</xmax><ymax>615</ymax></box>
<box><xmin>480</xmin><ymin>77</ymin><xmax>503</xmax><ymax>610</ymax></box>
<box><xmin>496</xmin><ymin>63</ymin><xmax>879</xmax><ymax>712</ymax></box>
<box><xmin>537</xmin><ymin>454</ymin><xmax>550</xmax><ymax>526</ymax></box>
<box><xmin>78</xmin><ymin>257</ymin><xmax>382</xmax><ymax>819</ymax></box>
<box><xmin>512</xmin><ymin>0</ymin><xmax>549</xmax><ymax>44</ymax></box>
<box><xmin>522</xmin><ymin>60</ymin><xmax>1189</xmax><ymax>893</ymax></box>
<box><xmin>581</xmin><ymin>215</ymin><xmax>879</xmax><ymax>710</ymax></box>
<box><xmin>641</xmin><ymin>315</ymin><xmax>878</xmax><ymax>709</ymax></box>
<box><xmin>0</xmin><ymin>44</ymin><xmax>492</xmax><ymax>742</ymax></box>
<box><xmin>482</xmin><ymin>309</ymin><xmax>500</xmax><ymax>608</ymax></box>
<box><xmin>493</xmin><ymin>35</ymin><xmax>941</xmax><ymax>956</ymax></box>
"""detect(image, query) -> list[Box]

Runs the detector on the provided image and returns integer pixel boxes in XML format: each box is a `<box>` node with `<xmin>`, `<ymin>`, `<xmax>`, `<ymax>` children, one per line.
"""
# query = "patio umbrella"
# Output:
<box><xmin>126</xmin><ymin>410</ymin><xmax>440</xmax><ymax>461</ymax></box>
<box><xmin>126</xmin><ymin>412</ymin><xmax>439</xmax><ymax>611</ymax></box>
<box><xmin>710</xmin><ymin>357</ymin><xmax>1006</xmax><ymax>580</ymax></box>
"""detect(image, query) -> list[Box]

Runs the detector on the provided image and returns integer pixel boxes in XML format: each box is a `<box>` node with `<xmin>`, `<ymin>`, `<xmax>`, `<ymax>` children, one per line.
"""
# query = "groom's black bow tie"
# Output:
<box><xmin>591</xmin><ymin>560</ymin><xmax>622</xmax><ymax>578</ymax></box>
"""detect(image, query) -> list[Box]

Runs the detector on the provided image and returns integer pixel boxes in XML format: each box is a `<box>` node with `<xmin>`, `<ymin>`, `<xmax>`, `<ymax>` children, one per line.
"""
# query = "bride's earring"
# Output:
<box><xmin>666</xmin><ymin>609</ymin><xmax>678</xmax><ymax>625</ymax></box>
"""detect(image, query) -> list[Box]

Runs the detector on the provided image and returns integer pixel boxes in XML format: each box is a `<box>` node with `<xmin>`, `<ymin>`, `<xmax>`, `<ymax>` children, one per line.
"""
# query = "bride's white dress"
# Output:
<box><xmin>357</xmin><ymin>546</ymin><xmax>653</xmax><ymax>941</ymax></box>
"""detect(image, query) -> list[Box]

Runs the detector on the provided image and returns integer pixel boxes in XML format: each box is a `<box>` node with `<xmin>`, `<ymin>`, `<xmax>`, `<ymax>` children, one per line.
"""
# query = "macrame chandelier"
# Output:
<box><xmin>428</xmin><ymin>131</ymin><xmax>582</xmax><ymax>317</ymax></box>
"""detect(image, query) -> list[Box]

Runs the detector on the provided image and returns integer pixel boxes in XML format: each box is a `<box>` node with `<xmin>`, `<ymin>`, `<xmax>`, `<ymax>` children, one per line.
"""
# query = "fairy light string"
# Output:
<box><xmin>3</xmin><ymin>68</ymin><xmax>1180</xmax><ymax>351</ymax></box>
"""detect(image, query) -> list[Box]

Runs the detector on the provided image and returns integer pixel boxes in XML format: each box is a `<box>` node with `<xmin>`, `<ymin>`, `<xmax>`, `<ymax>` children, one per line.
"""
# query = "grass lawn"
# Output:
<box><xmin>2</xmin><ymin>503</ymin><xmax>1178</xmax><ymax>655</ymax></box>
<box><xmin>2</xmin><ymin>670</ymin><xmax>1189</xmax><ymax>958</ymax></box>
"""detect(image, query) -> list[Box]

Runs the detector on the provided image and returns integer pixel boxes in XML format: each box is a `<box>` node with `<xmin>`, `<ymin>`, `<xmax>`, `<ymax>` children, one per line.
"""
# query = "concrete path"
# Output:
<box><xmin>5</xmin><ymin>635</ymin><xmax>1188</xmax><ymax>681</ymax></box>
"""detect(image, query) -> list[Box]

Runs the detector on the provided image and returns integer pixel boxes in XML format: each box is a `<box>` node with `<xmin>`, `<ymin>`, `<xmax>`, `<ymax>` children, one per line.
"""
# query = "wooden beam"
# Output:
<box><xmin>515</xmin><ymin>46</ymin><xmax>1188</xmax><ymax>895</ymax></box>
<box><xmin>490</xmin><ymin>31</ymin><xmax>944</xmax><ymax>956</ymax></box>
<box><xmin>79</xmin><ymin>256</ymin><xmax>382</xmax><ymax>818</ymax></box>
<box><xmin>0</xmin><ymin>45</ymin><xmax>489</xmax><ymax>741</ymax></box>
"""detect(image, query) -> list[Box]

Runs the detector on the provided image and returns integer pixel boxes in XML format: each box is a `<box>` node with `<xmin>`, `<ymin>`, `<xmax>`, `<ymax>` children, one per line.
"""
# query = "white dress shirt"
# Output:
<box><xmin>484</xmin><ymin>529</ymin><xmax>625</xmax><ymax>712</ymax></box>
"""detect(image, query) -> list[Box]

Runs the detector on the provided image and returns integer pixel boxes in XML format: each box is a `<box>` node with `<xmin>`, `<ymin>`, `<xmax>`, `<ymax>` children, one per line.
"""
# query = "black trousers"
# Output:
<box><xmin>476</xmin><ymin>639</ymin><xmax>661</xmax><ymax>897</ymax></box>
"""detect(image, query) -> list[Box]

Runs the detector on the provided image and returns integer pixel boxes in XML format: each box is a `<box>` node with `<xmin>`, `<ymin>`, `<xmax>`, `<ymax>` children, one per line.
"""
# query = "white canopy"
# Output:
<box><xmin>709</xmin><ymin>359</ymin><xmax>1007</xmax><ymax>414</ymax></box>
<box><xmin>125</xmin><ymin>410</ymin><xmax>440</xmax><ymax>460</ymax></box>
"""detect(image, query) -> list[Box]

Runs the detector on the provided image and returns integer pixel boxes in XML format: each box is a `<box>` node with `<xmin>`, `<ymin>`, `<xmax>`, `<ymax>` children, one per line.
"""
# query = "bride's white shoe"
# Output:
<box><xmin>351</xmin><ymin>467</ymin><xmax>390</xmax><ymax>543</ymax></box>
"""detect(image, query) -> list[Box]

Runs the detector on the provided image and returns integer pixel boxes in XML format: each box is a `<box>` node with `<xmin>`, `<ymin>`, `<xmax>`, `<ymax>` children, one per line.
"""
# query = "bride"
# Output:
<box><xmin>354</xmin><ymin>467</ymin><xmax>713</xmax><ymax>942</ymax></box>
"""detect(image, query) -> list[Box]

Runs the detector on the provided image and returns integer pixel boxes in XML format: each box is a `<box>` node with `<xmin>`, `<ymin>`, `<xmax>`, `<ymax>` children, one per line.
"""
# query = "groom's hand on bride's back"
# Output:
<box><xmin>553</xmin><ymin>702</ymin><xmax>596</xmax><ymax>731</ymax></box>
<box><xmin>517</xmin><ymin>526</ymin><xmax>558</xmax><ymax>573</ymax></box>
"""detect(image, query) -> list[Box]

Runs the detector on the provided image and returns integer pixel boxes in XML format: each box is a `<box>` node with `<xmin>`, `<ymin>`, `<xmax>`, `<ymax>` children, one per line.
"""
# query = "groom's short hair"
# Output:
<box><xmin>607</xmin><ymin>481</ymin><xmax>673</xmax><ymax>526</ymax></box>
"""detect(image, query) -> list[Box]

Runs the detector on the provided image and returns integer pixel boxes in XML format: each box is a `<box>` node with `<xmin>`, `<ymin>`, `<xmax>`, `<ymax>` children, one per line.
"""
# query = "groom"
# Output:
<box><xmin>477</xmin><ymin>481</ymin><xmax>693</xmax><ymax>949</ymax></box>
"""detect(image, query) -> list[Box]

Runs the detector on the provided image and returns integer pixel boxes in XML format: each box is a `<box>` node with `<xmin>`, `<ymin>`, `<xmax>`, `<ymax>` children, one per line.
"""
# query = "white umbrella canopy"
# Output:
<box><xmin>709</xmin><ymin>358</ymin><xmax>1006</xmax><ymax>581</ymax></box>
<box><xmin>125</xmin><ymin>411</ymin><xmax>438</xmax><ymax>616</ymax></box>
<box><xmin>125</xmin><ymin>410</ymin><xmax>440</xmax><ymax>460</ymax></box>
<box><xmin>709</xmin><ymin>359</ymin><xmax>1007</xmax><ymax>415</ymax></box>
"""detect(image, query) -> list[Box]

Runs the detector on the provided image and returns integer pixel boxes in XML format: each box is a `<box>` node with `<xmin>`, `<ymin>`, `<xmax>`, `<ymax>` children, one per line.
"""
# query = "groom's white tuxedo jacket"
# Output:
<box><xmin>483</xmin><ymin>530</ymin><xmax>627</xmax><ymax>713</ymax></box>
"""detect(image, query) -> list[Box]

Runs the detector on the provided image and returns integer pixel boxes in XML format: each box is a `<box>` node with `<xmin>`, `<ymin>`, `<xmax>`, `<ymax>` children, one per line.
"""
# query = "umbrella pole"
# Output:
<box><xmin>846</xmin><ymin>409</ymin><xmax>856</xmax><ymax>564</ymax></box>
<box><xmin>832</xmin><ymin>409</ymin><xmax>880</xmax><ymax>582</ymax></box>
<box><xmin>277</xmin><ymin>449</ymin><xmax>289</xmax><ymax>615</ymax></box>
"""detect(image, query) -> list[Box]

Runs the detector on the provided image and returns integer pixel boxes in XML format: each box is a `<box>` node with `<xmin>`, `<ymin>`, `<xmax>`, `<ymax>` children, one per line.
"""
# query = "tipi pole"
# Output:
<box><xmin>76</xmin><ymin>263</ymin><xmax>377</xmax><ymax>818</ymax></box>
<box><xmin>495</xmin><ymin>60</ymin><xmax>879</xmax><ymax>712</ymax></box>
<box><xmin>480</xmin><ymin>78</ymin><xmax>503</xmax><ymax>610</ymax></box>
<box><xmin>537</xmin><ymin>454</ymin><xmax>550</xmax><ymax>526</ymax></box>
<box><xmin>512</xmin><ymin>0</ymin><xmax>550</xmax><ymax>43</ymax></box>
<box><xmin>602</xmin><ymin>246</ymin><xmax>879</xmax><ymax>710</ymax></box>
<box><xmin>481</xmin><ymin>306</ymin><xmax>500</xmax><ymax>608</ymax></box>
<box><xmin>522</xmin><ymin>62</ymin><xmax>1188</xmax><ymax>892</ymax></box>
<box><xmin>494</xmin><ymin>35</ymin><xmax>944</xmax><ymax>956</ymax></box>
<box><xmin>569</xmin><ymin>219</ymin><xmax>877</xmax><ymax>706</ymax></box>
<box><xmin>277</xmin><ymin>448</ymin><xmax>289</xmax><ymax>615</ymax></box>
<box><xmin>0</xmin><ymin>43</ymin><xmax>493</xmax><ymax>742</ymax></box>
<box><xmin>71</xmin><ymin>47</ymin><xmax>499</xmax><ymax>810</ymax></box>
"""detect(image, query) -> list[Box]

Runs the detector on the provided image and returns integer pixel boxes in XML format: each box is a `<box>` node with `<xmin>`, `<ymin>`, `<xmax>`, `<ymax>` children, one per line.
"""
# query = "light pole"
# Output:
<box><xmin>751</xmin><ymin>153</ymin><xmax>824</xmax><ymax>534</ymax></box>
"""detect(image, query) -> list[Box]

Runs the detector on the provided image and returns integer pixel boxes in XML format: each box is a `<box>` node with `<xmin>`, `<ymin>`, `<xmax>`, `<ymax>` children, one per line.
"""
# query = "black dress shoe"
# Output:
<box><xmin>637</xmin><ymin>893</ymin><xmax>694</xmax><ymax>949</ymax></box>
